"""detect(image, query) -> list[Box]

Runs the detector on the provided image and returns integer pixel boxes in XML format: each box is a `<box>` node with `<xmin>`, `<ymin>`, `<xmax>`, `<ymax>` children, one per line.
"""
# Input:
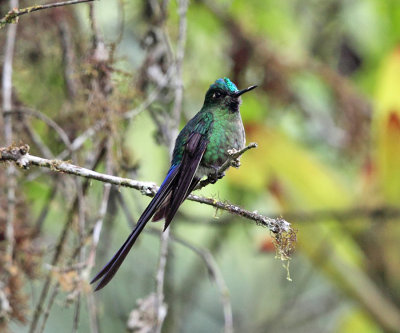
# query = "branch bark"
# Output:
<box><xmin>0</xmin><ymin>0</ymin><xmax>95</xmax><ymax>29</ymax></box>
<box><xmin>0</xmin><ymin>143</ymin><xmax>295</xmax><ymax>247</ymax></box>
<box><xmin>196</xmin><ymin>142</ymin><xmax>258</xmax><ymax>190</ymax></box>
<box><xmin>1</xmin><ymin>1</ymin><xmax>18</xmax><ymax>317</ymax></box>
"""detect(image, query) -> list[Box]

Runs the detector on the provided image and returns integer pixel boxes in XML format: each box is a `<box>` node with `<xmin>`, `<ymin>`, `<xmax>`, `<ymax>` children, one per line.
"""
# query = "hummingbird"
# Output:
<box><xmin>91</xmin><ymin>77</ymin><xmax>257</xmax><ymax>291</ymax></box>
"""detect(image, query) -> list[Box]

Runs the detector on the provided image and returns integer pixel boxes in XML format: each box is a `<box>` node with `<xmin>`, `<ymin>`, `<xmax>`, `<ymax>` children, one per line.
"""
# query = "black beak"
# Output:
<box><xmin>234</xmin><ymin>85</ymin><xmax>257</xmax><ymax>97</ymax></box>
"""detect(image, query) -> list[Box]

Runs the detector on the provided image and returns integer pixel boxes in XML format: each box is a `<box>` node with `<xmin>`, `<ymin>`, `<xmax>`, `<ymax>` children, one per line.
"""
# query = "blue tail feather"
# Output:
<box><xmin>90</xmin><ymin>164</ymin><xmax>180</xmax><ymax>290</ymax></box>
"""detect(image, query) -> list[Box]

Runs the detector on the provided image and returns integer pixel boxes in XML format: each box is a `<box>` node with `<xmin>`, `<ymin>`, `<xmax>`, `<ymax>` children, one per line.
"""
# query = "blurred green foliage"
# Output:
<box><xmin>2</xmin><ymin>0</ymin><xmax>400</xmax><ymax>332</ymax></box>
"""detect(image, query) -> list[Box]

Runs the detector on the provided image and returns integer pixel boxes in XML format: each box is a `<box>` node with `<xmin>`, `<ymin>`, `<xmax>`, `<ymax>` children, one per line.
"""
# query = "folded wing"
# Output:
<box><xmin>91</xmin><ymin>131</ymin><xmax>208</xmax><ymax>291</ymax></box>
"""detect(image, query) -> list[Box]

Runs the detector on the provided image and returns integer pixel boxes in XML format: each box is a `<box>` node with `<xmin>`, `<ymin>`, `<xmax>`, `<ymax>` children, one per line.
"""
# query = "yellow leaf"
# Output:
<box><xmin>373</xmin><ymin>47</ymin><xmax>400</xmax><ymax>203</ymax></box>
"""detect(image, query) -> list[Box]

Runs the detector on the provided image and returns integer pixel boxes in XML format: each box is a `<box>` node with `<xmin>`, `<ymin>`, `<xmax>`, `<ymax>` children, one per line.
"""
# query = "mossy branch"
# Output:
<box><xmin>0</xmin><ymin>144</ymin><xmax>296</xmax><ymax>259</ymax></box>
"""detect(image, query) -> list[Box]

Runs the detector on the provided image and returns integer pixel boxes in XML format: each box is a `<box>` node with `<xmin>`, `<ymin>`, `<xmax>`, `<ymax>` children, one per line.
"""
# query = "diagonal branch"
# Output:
<box><xmin>4</xmin><ymin>108</ymin><xmax>72</xmax><ymax>148</ymax></box>
<box><xmin>0</xmin><ymin>144</ymin><xmax>296</xmax><ymax>257</ymax></box>
<box><xmin>196</xmin><ymin>142</ymin><xmax>258</xmax><ymax>190</ymax></box>
<box><xmin>169</xmin><ymin>233</ymin><xmax>233</xmax><ymax>333</ymax></box>
<box><xmin>0</xmin><ymin>0</ymin><xmax>95</xmax><ymax>29</ymax></box>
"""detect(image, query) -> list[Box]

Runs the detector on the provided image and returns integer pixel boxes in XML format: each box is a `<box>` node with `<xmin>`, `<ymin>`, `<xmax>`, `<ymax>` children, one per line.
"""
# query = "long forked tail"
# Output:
<box><xmin>152</xmin><ymin>132</ymin><xmax>207</xmax><ymax>226</ymax></box>
<box><xmin>152</xmin><ymin>177</ymin><xmax>200</xmax><ymax>222</ymax></box>
<box><xmin>91</xmin><ymin>132</ymin><xmax>208</xmax><ymax>291</ymax></box>
<box><xmin>90</xmin><ymin>166</ymin><xmax>179</xmax><ymax>291</ymax></box>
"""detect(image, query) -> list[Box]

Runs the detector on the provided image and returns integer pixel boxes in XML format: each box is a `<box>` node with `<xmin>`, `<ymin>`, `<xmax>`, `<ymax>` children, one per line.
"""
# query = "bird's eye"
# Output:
<box><xmin>213</xmin><ymin>91</ymin><xmax>222</xmax><ymax>99</ymax></box>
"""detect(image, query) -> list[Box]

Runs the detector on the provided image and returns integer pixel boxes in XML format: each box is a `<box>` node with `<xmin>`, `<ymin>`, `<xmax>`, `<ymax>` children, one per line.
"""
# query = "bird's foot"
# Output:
<box><xmin>208</xmin><ymin>167</ymin><xmax>225</xmax><ymax>184</ymax></box>
<box><xmin>231</xmin><ymin>158</ymin><xmax>241</xmax><ymax>168</ymax></box>
<box><xmin>227</xmin><ymin>148</ymin><xmax>241</xmax><ymax>168</ymax></box>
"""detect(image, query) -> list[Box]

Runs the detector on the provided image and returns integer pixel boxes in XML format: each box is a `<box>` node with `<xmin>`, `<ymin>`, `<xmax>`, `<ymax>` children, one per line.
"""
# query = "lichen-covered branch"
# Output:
<box><xmin>0</xmin><ymin>144</ymin><xmax>296</xmax><ymax>258</ymax></box>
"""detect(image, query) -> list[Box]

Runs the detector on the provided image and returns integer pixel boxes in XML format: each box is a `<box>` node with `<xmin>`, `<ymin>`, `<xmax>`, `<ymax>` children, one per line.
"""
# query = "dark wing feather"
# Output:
<box><xmin>90</xmin><ymin>165</ymin><xmax>180</xmax><ymax>291</ymax></box>
<box><xmin>152</xmin><ymin>176</ymin><xmax>200</xmax><ymax>222</ymax></box>
<box><xmin>91</xmin><ymin>120</ymin><xmax>209</xmax><ymax>291</ymax></box>
<box><xmin>163</xmin><ymin>132</ymin><xmax>208</xmax><ymax>230</ymax></box>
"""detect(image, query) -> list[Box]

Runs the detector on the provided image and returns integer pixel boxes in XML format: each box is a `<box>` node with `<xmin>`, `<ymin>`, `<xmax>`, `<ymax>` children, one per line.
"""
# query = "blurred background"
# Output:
<box><xmin>1</xmin><ymin>0</ymin><xmax>400</xmax><ymax>332</ymax></box>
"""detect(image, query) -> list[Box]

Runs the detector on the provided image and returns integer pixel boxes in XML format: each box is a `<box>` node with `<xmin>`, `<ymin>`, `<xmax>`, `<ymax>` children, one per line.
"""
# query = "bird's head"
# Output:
<box><xmin>204</xmin><ymin>77</ymin><xmax>257</xmax><ymax>112</ymax></box>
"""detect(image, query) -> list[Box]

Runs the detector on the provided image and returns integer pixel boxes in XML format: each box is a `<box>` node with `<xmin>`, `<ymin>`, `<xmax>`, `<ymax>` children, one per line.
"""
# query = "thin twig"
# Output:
<box><xmin>4</xmin><ymin>108</ymin><xmax>103</xmax><ymax>176</ymax></box>
<box><xmin>0</xmin><ymin>282</ymin><xmax>11</xmax><ymax>322</ymax></box>
<box><xmin>28</xmin><ymin>148</ymin><xmax>105</xmax><ymax>333</ymax></box>
<box><xmin>88</xmin><ymin>1</ymin><xmax>101</xmax><ymax>48</ymax></box>
<box><xmin>187</xmin><ymin>193</ymin><xmax>290</xmax><ymax>233</ymax></box>
<box><xmin>72</xmin><ymin>294</ymin><xmax>81</xmax><ymax>333</ymax></box>
<box><xmin>0</xmin><ymin>0</ymin><xmax>95</xmax><ymax>29</ymax></box>
<box><xmin>29</xmin><ymin>204</ymin><xmax>74</xmax><ymax>333</ymax></box>
<box><xmin>84</xmin><ymin>11</ymin><xmax>114</xmax><ymax>329</ymax></box>
<box><xmin>22</xmin><ymin>118</ymin><xmax>54</xmax><ymax>159</ymax></box>
<box><xmin>117</xmin><ymin>193</ymin><xmax>233</xmax><ymax>333</ymax></box>
<box><xmin>4</xmin><ymin>108</ymin><xmax>107</xmax><ymax>160</ymax></box>
<box><xmin>87</xmin><ymin>184</ymin><xmax>111</xmax><ymax>268</ymax></box>
<box><xmin>196</xmin><ymin>142</ymin><xmax>258</xmax><ymax>190</ymax></box>
<box><xmin>33</xmin><ymin>184</ymin><xmax>59</xmax><ymax>236</ymax></box>
<box><xmin>37</xmin><ymin>284</ymin><xmax>60</xmax><ymax>333</ymax></box>
<box><xmin>58</xmin><ymin>19</ymin><xmax>77</xmax><ymax>100</ymax></box>
<box><xmin>153</xmin><ymin>1</ymin><xmax>189</xmax><ymax>329</ymax></box>
<box><xmin>1</xmin><ymin>0</ymin><xmax>18</xmax><ymax>298</ymax></box>
<box><xmin>4</xmin><ymin>108</ymin><xmax>72</xmax><ymax>148</ymax></box>
<box><xmin>29</xmin><ymin>204</ymin><xmax>76</xmax><ymax>333</ymax></box>
<box><xmin>123</xmin><ymin>77</ymin><xmax>172</xmax><ymax>120</ymax></box>
<box><xmin>86</xmin><ymin>293</ymin><xmax>100</xmax><ymax>333</ymax></box>
<box><xmin>170</xmin><ymin>235</ymin><xmax>233</xmax><ymax>333</ymax></box>
<box><xmin>154</xmin><ymin>227</ymin><xmax>169</xmax><ymax>333</ymax></box>
<box><xmin>0</xmin><ymin>144</ymin><xmax>292</xmax><ymax>234</ymax></box>
<box><xmin>38</xmin><ymin>175</ymin><xmax>108</xmax><ymax>333</ymax></box>
<box><xmin>169</xmin><ymin>0</ymin><xmax>188</xmax><ymax>149</ymax></box>
<box><xmin>57</xmin><ymin>119</ymin><xmax>107</xmax><ymax>160</ymax></box>
<box><xmin>72</xmin><ymin>174</ymin><xmax>85</xmax><ymax>333</ymax></box>
<box><xmin>85</xmin><ymin>155</ymin><xmax>111</xmax><ymax>333</ymax></box>
<box><xmin>114</xmin><ymin>0</ymin><xmax>125</xmax><ymax>46</ymax></box>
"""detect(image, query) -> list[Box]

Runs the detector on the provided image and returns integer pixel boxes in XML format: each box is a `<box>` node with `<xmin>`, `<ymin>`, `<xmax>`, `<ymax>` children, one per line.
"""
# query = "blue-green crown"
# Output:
<box><xmin>210</xmin><ymin>77</ymin><xmax>238</xmax><ymax>93</ymax></box>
